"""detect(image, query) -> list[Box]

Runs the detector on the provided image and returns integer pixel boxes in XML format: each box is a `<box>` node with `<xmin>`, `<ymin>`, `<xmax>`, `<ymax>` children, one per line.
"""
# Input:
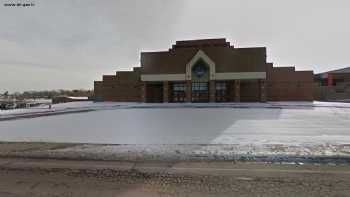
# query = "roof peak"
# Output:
<box><xmin>176</xmin><ymin>38</ymin><xmax>226</xmax><ymax>43</ymax></box>
<box><xmin>173</xmin><ymin>38</ymin><xmax>232</xmax><ymax>49</ymax></box>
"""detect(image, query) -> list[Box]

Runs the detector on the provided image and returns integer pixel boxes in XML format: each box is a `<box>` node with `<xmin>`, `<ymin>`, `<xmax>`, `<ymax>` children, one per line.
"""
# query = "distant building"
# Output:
<box><xmin>94</xmin><ymin>38</ymin><xmax>315</xmax><ymax>102</ymax></box>
<box><xmin>315</xmin><ymin>67</ymin><xmax>350</xmax><ymax>101</ymax></box>
<box><xmin>52</xmin><ymin>96</ymin><xmax>89</xmax><ymax>104</ymax></box>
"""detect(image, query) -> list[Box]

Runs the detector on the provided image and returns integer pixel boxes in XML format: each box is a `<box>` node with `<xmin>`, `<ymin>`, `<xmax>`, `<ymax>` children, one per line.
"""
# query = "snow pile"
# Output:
<box><xmin>8</xmin><ymin>144</ymin><xmax>349</xmax><ymax>162</ymax></box>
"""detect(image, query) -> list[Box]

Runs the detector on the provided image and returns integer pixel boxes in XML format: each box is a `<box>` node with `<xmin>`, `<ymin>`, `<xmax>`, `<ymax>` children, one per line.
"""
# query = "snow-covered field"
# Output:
<box><xmin>0</xmin><ymin>101</ymin><xmax>350</xmax><ymax>146</ymax></box>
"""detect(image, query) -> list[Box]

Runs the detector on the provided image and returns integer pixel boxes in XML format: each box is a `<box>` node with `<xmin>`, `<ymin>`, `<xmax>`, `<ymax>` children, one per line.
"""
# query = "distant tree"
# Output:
<box><xmin>15</xmin><ymin>89</ymin><xmax>93</xmax><ymax>99</ymax></box>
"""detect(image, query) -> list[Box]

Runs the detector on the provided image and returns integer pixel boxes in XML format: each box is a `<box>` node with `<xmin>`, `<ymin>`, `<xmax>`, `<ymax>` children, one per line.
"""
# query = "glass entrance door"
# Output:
<box><xmin>171</xmin><ymin>82</ymin><xmax>186</xmax><ymax>102</ymax></box>
<box><xmin>215</xmin><ymin>81</ymin><xmax>229</xmax><ymax>102</ymax></box>
<box><xmin>191</xmin><ymin>59</ymin><xmax>210</xmax><ymax>102</ymax></box>
<box><xmin>191</xmin><ymin>82</ymin><xmax>209</xmax><ymax>102</ymax></box>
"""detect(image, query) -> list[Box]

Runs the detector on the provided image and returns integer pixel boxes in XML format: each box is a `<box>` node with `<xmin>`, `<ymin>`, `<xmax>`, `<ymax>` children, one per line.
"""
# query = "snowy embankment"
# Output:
<box><xmin>1</xmin><ymin>143</ymin><xmax>349</xmax><ymax>163</ymax></box>
<box><xmin>2</xmin><ymin>101</ymin><xmax>350</xmax><ymax>121</ymax></box>
<box><xmin>0</xmin><ymin>102</ymin><xmax>124</xmax><ymax>120</ymax></box>
<box><xmin>1</xmin><ymin>101</ymin><xmax>350</xmax><ymax>162</ymax></box>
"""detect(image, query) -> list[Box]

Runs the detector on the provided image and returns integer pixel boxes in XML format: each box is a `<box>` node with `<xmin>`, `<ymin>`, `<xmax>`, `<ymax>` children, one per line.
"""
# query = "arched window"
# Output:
<box><xmin>191</xmin><ymin>59</ymin><xmax>209</xmax><ymax>82</ymax></box>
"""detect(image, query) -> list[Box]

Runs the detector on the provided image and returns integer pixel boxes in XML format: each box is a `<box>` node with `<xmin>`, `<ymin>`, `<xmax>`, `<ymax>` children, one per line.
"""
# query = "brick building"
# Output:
<box><xmin>314</xmin><ymin>67</ymin><xmax>350</xmax><ymax>101</ymax></box>
<box><xmin>94</xmin><ymin>38</ymin><xmax>315</xmax><ymax>102</ymax></box>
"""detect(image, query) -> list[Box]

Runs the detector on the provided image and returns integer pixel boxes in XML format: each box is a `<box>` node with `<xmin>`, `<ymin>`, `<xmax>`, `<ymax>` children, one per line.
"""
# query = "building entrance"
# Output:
<box><xmin>171</xmin><ymin>82</ymin><xmax>186</xmax><ymax>102</ymax></box>
<box><xmin>215</xmin><ymin>81</ymin><xmax>230</xmax><ymax>102</ymax></box>
<box><xmin>192</xmin><ymin>82</ymin><xmax>209</xmax><ymax>102</ymax></box>
<box><xmin>190</xmin><ymin>59</ymin><xmax>210</xmax><ymax>102</ymax></box>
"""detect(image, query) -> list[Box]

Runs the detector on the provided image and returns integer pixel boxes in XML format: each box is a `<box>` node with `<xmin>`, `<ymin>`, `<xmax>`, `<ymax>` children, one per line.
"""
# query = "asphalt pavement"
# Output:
<box><xmin>0</xmin><ymin>158</ymin><xmax>349</xmax><ymax>197</ymax></box>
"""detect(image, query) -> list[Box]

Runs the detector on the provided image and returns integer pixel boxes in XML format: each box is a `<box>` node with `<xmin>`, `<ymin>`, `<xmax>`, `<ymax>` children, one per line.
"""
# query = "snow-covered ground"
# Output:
<box><xmin>0</xmin><ymin>101</ymin><xmax>350</xmax><ymax>146</ymax></box>
<box><xmin>2</xmin><ymin>100</ymin><xmax>350</xmax><ymax>118</ymax></box>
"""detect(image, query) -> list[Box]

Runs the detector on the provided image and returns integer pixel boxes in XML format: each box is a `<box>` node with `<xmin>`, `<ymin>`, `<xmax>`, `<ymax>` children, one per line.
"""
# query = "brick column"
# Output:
<box><xmin>163</xmin><ymin>81</ymin><xmax>169</xmax><ymax>103</ymax></box>
<box><xmin>327</xmin><ymin>73</ymin><xmax>333</xmax><ymax>86</ymax></box>
<box><xmin>209</xmin><ymin>80</ymin><xmax>216</xmax><ymax>102</ymax></box>
<box><xmin>186</xmin><ymin>80</ymin><xmax>192</xmax><ymax>102</ymax></box>
<box><xmin>229</xmin><ymin>80</ymin><xmax>236</xmax><ymax>102</ymax></box>
<box><xmin>260</xmin><ymin>79</ymin><xmax>266</xmax><ymax>102</ymax></box>
<box><xmin>234</xmin><ymin>80</ymin><xmax>240</xmax><ymax>102</ymax></box>
<box><xmin>141</xmin><ymin>82</ymin><xmax>147</xmax><ymax>102</ymax></box>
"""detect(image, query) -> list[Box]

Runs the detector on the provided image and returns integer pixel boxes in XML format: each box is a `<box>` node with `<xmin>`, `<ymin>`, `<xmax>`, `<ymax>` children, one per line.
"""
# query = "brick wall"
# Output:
<box><xmin>240</xmin><ymin>79</ymin><xmax>260</xmax><ymax>102</ymax></box>
<box><xmin>94</xmin><ymin>69</ymin><xmax>141</xmax><ymax>102</ymax></box>
<box><xmin>266</xmin><ymin>64</ymin><xmax>314</xmax><ymax>101</ymax></box>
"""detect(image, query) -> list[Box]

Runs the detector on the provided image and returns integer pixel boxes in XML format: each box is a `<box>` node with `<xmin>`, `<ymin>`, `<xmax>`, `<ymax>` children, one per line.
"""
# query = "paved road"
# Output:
<box><xmin>0</xmin><ymin>158</ymin><xmax>350</xmax><ymax>197</ymax></box>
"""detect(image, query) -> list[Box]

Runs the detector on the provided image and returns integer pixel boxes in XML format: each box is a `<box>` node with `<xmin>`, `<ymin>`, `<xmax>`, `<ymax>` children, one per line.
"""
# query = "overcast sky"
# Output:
<box><xmin>1</xmin><ymin>0</ymin><xmax>350</xmax><ymax>92</ymax></box>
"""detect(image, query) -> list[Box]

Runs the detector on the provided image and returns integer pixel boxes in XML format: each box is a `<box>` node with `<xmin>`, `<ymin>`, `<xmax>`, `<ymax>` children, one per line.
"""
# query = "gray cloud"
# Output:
<box><xmin>1</xmin><ymin>0</ymin><xmax>350</xmax><ymax>92</ymax></box>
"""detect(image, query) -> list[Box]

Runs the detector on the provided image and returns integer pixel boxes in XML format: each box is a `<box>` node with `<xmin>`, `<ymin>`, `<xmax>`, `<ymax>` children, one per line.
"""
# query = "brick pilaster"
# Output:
<box><xmin>209</xmin><ymin>80</ymin><xmax>216</xmax><ymax>102</ymax></box>
<box><xmin>186</xmin><ymin>80</ymin><xmax>192</xmax><ymax>102</ymax></box>
<box><xmin>163</xmin><ymin>81</ymin><xmax>169</xmax><ymax>103</ymax></box>
<box><xmin>234</xmin><ymin>80</ymin><xmax>240</xmax><ymax>102</ymax></box>
<box><xmin>141</xmin><ymin>82</ymin><xmax>147</xmax><ymax>102</ymax></box>
<box><xmin>260</xmin><ymin>79</ymin><xmax>266</xmax><ymax>102</ymax></box>
<box><xmin>229</xmin><ymin>80</ymin><xmax>236</xmax><ymax>102</ymax></box>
